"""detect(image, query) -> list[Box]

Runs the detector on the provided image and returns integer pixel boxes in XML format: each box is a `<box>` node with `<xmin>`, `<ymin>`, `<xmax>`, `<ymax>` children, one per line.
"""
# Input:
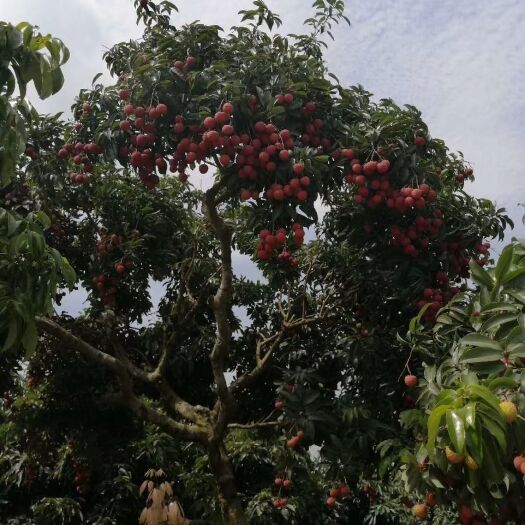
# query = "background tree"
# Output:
<box><xmin>0</xmin><ymin>1</ymin><xmax>517</xmax><ymax>524</ymax></box>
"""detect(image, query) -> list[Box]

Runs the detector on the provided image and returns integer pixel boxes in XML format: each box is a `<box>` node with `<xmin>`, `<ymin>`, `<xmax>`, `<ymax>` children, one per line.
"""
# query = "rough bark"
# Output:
<box><xmin>208</xmin><ymin>441</ymin><xmax>248</xmax><ymax>525</ymax></box>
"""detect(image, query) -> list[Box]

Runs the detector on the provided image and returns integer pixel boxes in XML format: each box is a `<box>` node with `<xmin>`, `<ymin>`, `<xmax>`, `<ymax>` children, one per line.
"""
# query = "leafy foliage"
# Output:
<box><xmin>397</xmin><ymin>240</ymin><xmax>525</xmax><ymax>522</ymax></box>
<box><xmin>0</xmin><ymin>2</ymin><xmax>518</xmax><ymax>525</ymax></box>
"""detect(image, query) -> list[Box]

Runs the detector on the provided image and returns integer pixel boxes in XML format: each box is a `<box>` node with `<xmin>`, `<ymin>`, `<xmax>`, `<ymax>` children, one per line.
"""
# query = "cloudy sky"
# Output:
<box><xmin>4</xmin><ymin>0</ymin><xmax>524</xmax><ymax>315</ymax></box>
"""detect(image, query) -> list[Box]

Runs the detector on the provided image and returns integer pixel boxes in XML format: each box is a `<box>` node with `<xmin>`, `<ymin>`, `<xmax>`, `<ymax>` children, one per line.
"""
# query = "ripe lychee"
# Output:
<box><xmin>411</xmin><ymin>503</ymin><xmax>428</xmax><ymax>519</ymax></box>
<box><xmin>499</xmin><ymin>400</ymin><xmax>518</xmax><ymax>423</ymax></box>
<box><xmin>445</xmin><ymin>446</ymin><xmax>464</xmax><ymax>464</ymax></box>
<box><xmin>404</xmin><ymin>375</ymin><xmax>418</xmax><ymax>388</ymax></box>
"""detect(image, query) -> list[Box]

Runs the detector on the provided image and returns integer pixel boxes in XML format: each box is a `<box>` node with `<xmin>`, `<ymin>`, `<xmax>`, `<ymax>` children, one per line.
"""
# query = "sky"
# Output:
<box><xmin>3</xmin><ymin>0</ymin><xmax>524</xmax><ymax>316</ymax></box>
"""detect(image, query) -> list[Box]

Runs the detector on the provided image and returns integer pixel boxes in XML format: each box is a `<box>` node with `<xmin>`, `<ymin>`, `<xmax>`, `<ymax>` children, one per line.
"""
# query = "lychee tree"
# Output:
<box><xmin>0</xmin><ymin>1</ymin><xmax>517</xmax><ymax>524</ymax></box>
<box><xmin>394</xmin><ymin>240</ymin><xmax>525</xmax><ymax>524</ymax></box>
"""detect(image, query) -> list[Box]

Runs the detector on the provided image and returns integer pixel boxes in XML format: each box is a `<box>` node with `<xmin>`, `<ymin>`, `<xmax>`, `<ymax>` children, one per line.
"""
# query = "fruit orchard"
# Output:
<box><xmin>0</xmin><ymin>1</ymin><xmax>524</xmax><ymax>524</ymax></box>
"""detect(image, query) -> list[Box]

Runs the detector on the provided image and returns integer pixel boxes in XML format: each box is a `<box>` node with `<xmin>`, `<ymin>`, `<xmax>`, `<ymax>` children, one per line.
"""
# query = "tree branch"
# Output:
<box><xmin>230</xmin><ymin>313</ymin><xmax>338</xmax><ymax>395</ymax></box>
<box><xmin>228</xmin><ymin>421</ymin><xmax>279</xmax><ymax>430</ymax></box>
<box><xmin>113</xmin><ymin>342</ymin><xmax>209</xmax><ymax>426</ymax></box>
<box><xmin>204</xmin><ymin>185</ymin><xmax>237</xmax><ymax>435</ymax></box>
<box><xmin>37</xmin><ymin>316</ymin><xmax>210</xmax><ymax>443</ymax></box>
<box><xmin>36</xmin><ymin>317</ymin><xmax>121</xmax><ymax>372</ymax></box>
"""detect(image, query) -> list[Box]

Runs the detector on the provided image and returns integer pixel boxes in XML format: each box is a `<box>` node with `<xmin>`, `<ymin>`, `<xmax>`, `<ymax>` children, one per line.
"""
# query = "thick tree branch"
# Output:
<box><xmin>204</xmin><ymin>185</ymin><xmax>237</xmax><ymax>435</ymax></box>
<box><xmin>113</xmin><ymin>342</ymin><xmax>209</xmax><ymax>425</ymax></box>
<box><xmin>37</xmin><ymin>316</ymin><xmax>210</xmax><ymax>443</ymax></box>
<box><xmin>36</xmin><ymin>317</ymin><xmax>122</xmax><ymax>372</ymax></box>
<box><xmin>122</xmin><ymin>390</ymin><xmax>209</xmax><ymax>444</ymax></box>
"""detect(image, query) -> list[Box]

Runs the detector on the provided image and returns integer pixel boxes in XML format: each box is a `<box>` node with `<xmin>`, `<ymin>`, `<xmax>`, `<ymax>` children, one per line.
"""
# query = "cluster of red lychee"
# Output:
<box><xmin>344</xmin><ymin>152</ymin><xmax>437</xmax><ymax>210</ymax></box>
<box><xmin>272</xmin><ymin>497</ymin><xmax>288</xmax><ymax>509</ymax></box>
<box><xmin>272</xmin><ymin>476</ymin><xmax>293</xmax><ymax>509</ymax></box>
<box><xmin>91</xmin><ymin>274</ymin><xmax>118</xmax><ymax>306</ymax></box>
<box><xmin>24</xmin><ymin>145</ymin><xmax>40</xmax><ymax>160</ymax></box>
<box><xmin>172</xmin><ymin>55</ymin><xmax>198</xmax><ymax>72</ymax></box>
<box><xmin>80</xmin><ymin>101</ymin><xmax>92</xmax><ymax>119</ymax></box>
<box><xmin>389</xmin><ymin>208</ymin><xmax>443</xmax><ymax>258</ymax></box>
<box><xmin>473</xmin><ymin>241</ymin><xmax>491</xmax><ymax>267</ymax></box>
<box><xmin>73</xmin><ymin>461</ymin><xmax>90</xmax><ymax>495</ymax></box>
<box><xmin>257</xmin><ymin>224</ymin><xmax>305</xmax><ymax>265</ymax></box>
<box><xmin>416</xmin><ymin>282</ymin><xmax>457</xmax><ymax>323</ymax></box>
<box><xmin>287</xmin><ymin>430</ymin><xmax>304</xmax><ymax>449</ymax></box>
<box><xmin>455</xmin><ymin>167</ymin><xmax>474</xmax><ymax>183</ymax></box>
<box><xmin>326</xmin><ymin>483</ymin><xmax>351</xmax><ymax>507</ymax></box>
<box><xmin>57</xmin><ymin>141</ymin><xmax>103</xmax><ymax>184</ymax></box>
<box><xmin>274</xmin><ymin>92</ymin><xmax>295</xmax><ymax>106</ymax></box>
<box><xmin>458</xmin><ymin>504</ymin><xmax>503</xmax><ymax>525</ymax></box>
<box><xmin>97</xmin><ymin>233</ymin><xmax>121</xmax><ymax>258</ymax></box>
<box><xmin>120</xmin><ymin>101</ymin><xmax>170</xmax><ymax>188</ymax></box>
<box><xmin>416</xmin><ymin>264</ymin><xmax>476</xmax><ymax>322</ymax></box>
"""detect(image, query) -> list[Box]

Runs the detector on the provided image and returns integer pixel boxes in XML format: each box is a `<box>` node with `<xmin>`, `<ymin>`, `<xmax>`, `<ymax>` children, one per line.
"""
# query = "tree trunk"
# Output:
<box><xmin>208</xmin><ymin>442</ymin><xmax>247</xmax><ymax>525</ymax></box>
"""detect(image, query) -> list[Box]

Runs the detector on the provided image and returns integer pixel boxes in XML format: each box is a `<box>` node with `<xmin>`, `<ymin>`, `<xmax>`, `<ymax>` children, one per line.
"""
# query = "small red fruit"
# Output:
<box><xmin>279</xmin><ymin>150</ymin><xmax>290</xmax><ymax>161</ymax></box>
<box><xmin>185</xmin><ymin>56</ymin><xmax>197</xmax><ymax>68</ymax></box>
<box><xmin>404</xmin><ymin>374</ymin><xmax>418</xmax><ymax>388</ymax></box>
<box><xmin>287</xmin><ymin>436</ymin><xmax>300</xmax><ymax>449</ymax></box>
<box><xmin>300</xmin><ymin>176</ymin><xmax>310</xmax><ymax>187</ymax></box>
<box><xmin>203</xmin><ymin>117</ymin><xmax>216</xmax><ymax>129</ymax></box>
<box><xmin>339</xmin><ymin>484</ymin><xmax>350</xmax><ymax>497</ymax></box>
<box><xmin>425</xmin><ymin>491</ymin><xmax>437</xmax><ymax>507</ymax></box>
<box><xmin>377</xmin><ymin>159</ymin><xmax>391</xmax><ymax>174</ymax></box>
<box><xmin>411</xmin><ymin>503</ymin><xmax>428</xmax><ymax>519</ymax></box>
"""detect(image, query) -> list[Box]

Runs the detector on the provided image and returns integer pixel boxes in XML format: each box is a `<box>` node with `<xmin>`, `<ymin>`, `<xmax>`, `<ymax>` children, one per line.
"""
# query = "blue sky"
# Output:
<box><xmin>4</xmin><ymin>0</ymin><xmax>524</xmax><ymax>316</ymax></box>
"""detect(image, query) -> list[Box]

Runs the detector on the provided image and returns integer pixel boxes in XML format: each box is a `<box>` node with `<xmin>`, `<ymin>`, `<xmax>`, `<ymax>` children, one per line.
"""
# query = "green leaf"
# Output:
<box><xmin>463</xmin><ymin>403</ymin><xmax>476</xmax><ymax>428</ymax></box>
<box><xmin>469</xmin><ymin>260</ymin><xmax>494</xmax><ymax>288</ymax></box>
<box><xmin>427</xmin><ymin>404</ymin><xmax>450</xmax><ymax>454</ymax></box>
<box><xmin>33</xmin><ymin>211</ymin><xmax>51</xmax><ymax>229</ymax></box>
<box><xmin>434</xmin><ymin>389</ymin><xmax>457</xmax><ymax>407</ymax></box>
<box><xmin>446</xmin><ymin>409</ymin><xmax>465</xmax><ymax>454</ymax></box>
<box><xmin>460</xmin><ymin>346</ymin><xmax>502</xmax><ymax>364</ymax></box>
<box><xmin>480</xmin><ymin>312</ymin><xmax>518</xmax><ymax>333</ymax></box>
<box><xmin>2</xmin><ymin>314</ymin><xmax>18</xmax><ymax>351</ymax></box>
<box><xmin>508</xmin><ymin>344</ymin><xmax>525</xmax><ymax>360</ymax></box>
<box><xmin>487</xmin><ymin>377</ymin><xmax>518</xmax><ymax>392</ymax></box>
<box><xmin>468</xmin><ymin>384</ymin><xmax>502</xmax><ymax>415</ymax></box>
<box><xmin>502</xmin><ymin>267</ymin><xmax>525</xmax><ymax>286</ymax></box>
<box><xmin>495</xmin><ymin>245</ymin><xmax>514</xmax><ymax>282</ymax></box>
<box><xmin>460</xmin><ymin>333</ymin><xmax>503</xmax><ymax>352</ymax></box>
<box><xmin>7</xmin><ymin>212</ymin><xmax>21</xmax><ymax>236</ymax></box>
<box><xmin>481</xmin><ymin>433</ymin><xmax>505</xmax><ymax>482</ymax></box>
<box><xmin>478</xmin><ymin>408</ymin><xmax>506</xmax><ymax>450</ymax></box>
<box><xmin>21</xmin><ymin>320</ymin><xmax>38</xmax><ymax>355</ymax></box>
<box><xmin>480</xmin><ymin>302</ymin><xmax>521</xmax><ymax>314</ymax></box>
<box><xmin>507</xmin><ymin>290</ymin><xmax>525</xmax><ymax>305</ymax></box>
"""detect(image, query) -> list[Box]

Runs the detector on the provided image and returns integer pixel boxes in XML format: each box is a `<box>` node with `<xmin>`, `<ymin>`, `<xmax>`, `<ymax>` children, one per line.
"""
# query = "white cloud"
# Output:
<box><xmin>325</xmin><ymin>0</ymin><xmax>525</xmax><ymax>234</ymax></box>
